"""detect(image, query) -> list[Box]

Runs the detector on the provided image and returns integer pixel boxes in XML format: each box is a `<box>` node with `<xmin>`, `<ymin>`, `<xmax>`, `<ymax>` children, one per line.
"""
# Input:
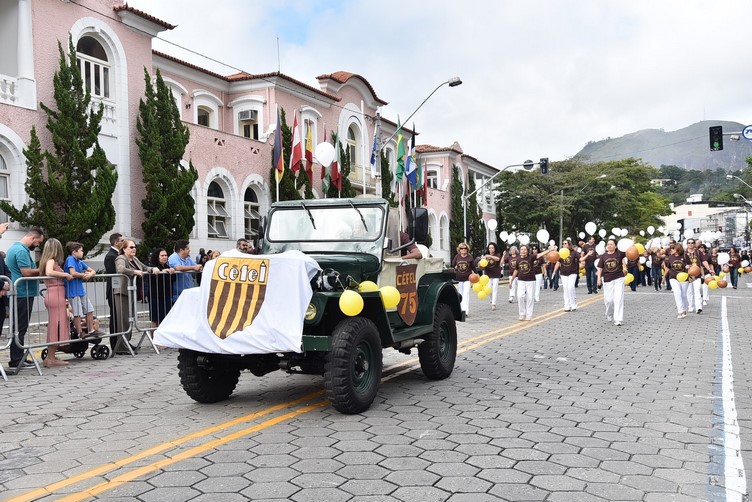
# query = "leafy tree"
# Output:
<box><xmin>136</xmin><ymin>68</ymin><xmax>198</xmax><ymax>254</ymax></box>
<box><xmin>449</xmin><ymin>164</ymin><xmax>476</xmax><ymax>252</ymax></box>
<box><xmin>380</xmin><ymin>150</ymin><xmax>396</xmax><ymax>207</ymax></box>
<box><xmin>0</xmin><ymin>39</ymin><xmax>117</xmax><ymax>254</ymax></box>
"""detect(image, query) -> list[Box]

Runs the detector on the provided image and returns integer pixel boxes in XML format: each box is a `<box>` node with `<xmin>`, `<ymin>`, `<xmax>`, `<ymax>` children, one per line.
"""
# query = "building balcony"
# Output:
<box><xmin>0</xmin><ymin>75</ymin><xmax>17</xmax><ymax>105</ymax></box>
<box><xmin>347</xmin><ymin>163</ymin><xmax>379</xmax><ymax>194</ymax></box>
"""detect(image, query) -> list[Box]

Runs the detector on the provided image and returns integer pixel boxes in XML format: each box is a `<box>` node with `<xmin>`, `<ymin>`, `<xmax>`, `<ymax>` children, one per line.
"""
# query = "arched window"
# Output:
<box><xmin>0</xmin><ymin>154</ymin><xmax>9</xmax><ymax>224</ymax></box>
<box><xmin>244</xmin><ymin>187</ymin><xmax>261</xmax><ymax>241</ymax></box>
<box><xmin>197</xmin><ymin>106</ymin><xmax>211</xmax><ymax>127</ymax></box>
<box><xmin>207</xmin><ymin>181</ymin><xmax>229</xmax><ymax>238</ymax></box>
<box><xmin>440</xmin><ymin>214</ymin><xmax>450</xmax><ymax>251</ymax></box>
<box><xmin>76</xmin><ymin>36</ymin><xmax>110</xmax><ymax>99</ymax></box>
<box><xmin>347</xmin><ymin>124</ymin><xmax>360</xmax><ymax>166</ymax></box>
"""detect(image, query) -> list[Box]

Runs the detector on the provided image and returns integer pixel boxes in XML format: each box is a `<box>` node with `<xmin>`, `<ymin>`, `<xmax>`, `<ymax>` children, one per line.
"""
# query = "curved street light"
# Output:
<box><xmin>726</xmin><ymin>174</ymin><xmax>752</xmax><ymax>191</ymax></box>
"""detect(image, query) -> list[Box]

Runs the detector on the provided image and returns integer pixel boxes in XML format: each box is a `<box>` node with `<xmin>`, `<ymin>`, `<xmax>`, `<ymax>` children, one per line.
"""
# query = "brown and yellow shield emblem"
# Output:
<box><xmin>207</xmin><ymin>257</ymin><xmax>269</xmax><ymax>339</ymax></box>
<box><xmin>396</xmin><ymin>263</ymin><xmax>418</xmax><ymax>326</ymax></box>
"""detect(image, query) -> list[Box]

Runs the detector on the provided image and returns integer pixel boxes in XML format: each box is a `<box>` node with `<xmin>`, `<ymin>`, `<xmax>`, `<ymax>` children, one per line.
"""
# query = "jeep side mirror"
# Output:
<box><xmin>411</xmin><ymin>208</ymin><xmax>428</xmax><ymax>243</ymax></box>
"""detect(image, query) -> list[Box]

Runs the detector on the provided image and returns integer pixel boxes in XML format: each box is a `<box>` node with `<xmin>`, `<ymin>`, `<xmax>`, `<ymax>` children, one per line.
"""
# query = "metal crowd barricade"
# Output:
<box><xmin>131</xmin><ymin>270</ymin><xmax>200</xmax><ymax>349</ymax></box>
<box><xmin>0</xmin><ymin>274</ymin><xmax>10</xmax><ymax>381</ymax></box>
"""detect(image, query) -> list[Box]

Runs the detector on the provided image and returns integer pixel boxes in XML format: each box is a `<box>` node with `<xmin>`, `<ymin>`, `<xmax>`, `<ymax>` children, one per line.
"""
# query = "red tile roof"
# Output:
<box><xmin>317</xmin><ymin>72</ymin><xmax>387</xmax><ymax>105</ymax></box>
<box><xmin>113</xmin><ymin>4</ymin><xmax>176</xmax><ymax>30</ymax></box>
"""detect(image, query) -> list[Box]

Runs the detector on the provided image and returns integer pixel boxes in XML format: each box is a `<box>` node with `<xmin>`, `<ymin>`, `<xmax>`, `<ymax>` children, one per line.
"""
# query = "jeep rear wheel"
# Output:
<box><xmin>324</xmin><ymin>318</ymin><xmax>383</xmax><ymax>414</ymax></box>
<box><xmin>419</xmin><ymin>303</ymin><xmax>457</xmax><ymax>380</ymax></box>
<box><xmin>178</xmin><ymin>349</ymin><xmax>241</xmax><ymax>403</ymax></box>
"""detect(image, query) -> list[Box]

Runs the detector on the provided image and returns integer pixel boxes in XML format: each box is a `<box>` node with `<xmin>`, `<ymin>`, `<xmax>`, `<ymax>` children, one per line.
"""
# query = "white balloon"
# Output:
<box><xmin>595</xmin><ymin>242</ymin><xmax>606</xmax><ymax>255</ymax></box>
<box><xmin>684</xmin><ymin>228</ymin><xmax>695</xmax><ymax>239</ymax></box>
<box><xmin>594</xmin><ymin>258</ymin><xmax>600</xmax><ymax>268</ymax></box>
<box><xmin>647</xmin><ymin>225</ymin><xmax>655</xmax><ymax>235</ymax></box>
<box><xmin>612</xmin><ymin>227</ymin><xmax>621</xmax><ymax>236</ymax></box>
<box><xmin>536</xmin><ymin>229</ymin><xmax>549</xmax><ymax>243</ymax></box>
<box><xmin>742</xmin><ymin>260</ymin><xmax>750</xmax><ymax>267</ymax></box>
<box><xmin>585</xmin><ymin>222</ymin><xmax>597</xmax><ymax>235</ymax></box>
<box><xmin>657</xmin><ymin>226</ymin><xmax>664</xmax><ymax>234</ymax></box>
<box><xmin>314</xmin><ymin>141</ymin><xmax>335</xmax><ymax>167</ymax></box>
<box><xmin>617</xmin><ymin>238</ymin><xmax>634</xmax><ymax>252</ymax></box>
<box><xmin>673</xmin><ymin>230</ymin><xmax>681</xmax><ymax>240</ymax></box>
<box><xmin>519</xmin><ymin>234</ymin><xmax>530</xmax><ymax>245</ymax></box>
<box><xmin>578</xmin><ymin>232</ymin><xmax>585</xmax><ymax>239</ymax></box>
<box><xmin>673</xmin><ymin>222</ymin><xmax>682</xmax><ymax>230</ymax></box>
<box><xmin>646</xmin><ymin>258</ymin><xmax>652</xmax><ymax>268</ymax></box>
<box><xmin>718</xmin><ymin>252</ymin><xmax>730</xmax><ymax>266</ymax></box>
<box><xmin>499</xmin><ymin>230</ymin><xmax>509</xmax><ymax>241</ymax></box>
<box><xmin>639</xmin><ymin>230</ymin><xmax>645</xmax><ymax>236</ymax></box>
<box><xmin>639</xmin><ymin>256</ymin><xmax>646</xmax><ymax>264</ymax></box>
<box><xmin>620</xmin><ymin>228</ymin><xmax>629</xmax><ymax>237</ymax></box>
<box><xmin>507</xmin><ymin>232</ymin><xmax>516</xmax><ymax>245</ymax></box>
<box><xmin>487</xmin><ymin>219</ymin><xmax>498</xmax><ymax>231</ymax></box>
<box><xmin>598</xmin><ymin>229</ymin><xmax>607</xmax><ymax>238</ymax></box>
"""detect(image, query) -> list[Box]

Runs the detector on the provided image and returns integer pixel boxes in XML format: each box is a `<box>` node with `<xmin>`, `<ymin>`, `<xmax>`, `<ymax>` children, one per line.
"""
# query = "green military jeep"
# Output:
<box><xmin>177</xmin><ymin>197</ymin><xmax>463</xmax><ymax>414</ymax></box>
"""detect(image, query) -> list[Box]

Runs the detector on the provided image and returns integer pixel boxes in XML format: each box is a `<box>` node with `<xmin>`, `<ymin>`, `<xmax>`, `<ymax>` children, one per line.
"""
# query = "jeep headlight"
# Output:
<box><xmin>304</xmin><ymin>303</ymin><xmax>317</xmax><ymax>321</ymax></box>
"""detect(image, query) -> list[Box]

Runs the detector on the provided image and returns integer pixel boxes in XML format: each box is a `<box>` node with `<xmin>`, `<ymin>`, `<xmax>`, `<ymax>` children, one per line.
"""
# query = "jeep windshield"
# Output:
<box><xmin>266</xmin><ymin>203</ymin><xmax>386</xmax><ymax>255</ymax></box>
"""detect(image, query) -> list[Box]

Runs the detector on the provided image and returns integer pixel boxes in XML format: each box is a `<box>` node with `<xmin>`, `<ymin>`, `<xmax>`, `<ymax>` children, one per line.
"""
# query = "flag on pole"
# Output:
<box><xmin>305</xmin><ymin>123</ymin><xmax>314</xmax><ymax>184</ymax></box>
<box><xmin>369</xmin><ymin>121</ymin><xmax>380</xmax><ymax>178</ymax></box>
<box><xmin>405</xmin><ymin>125</ymin><xmax>417</xmax><ymax>188</ymax></box>
<box><xmin>395</xmin><ymin>119</ymin><xmax>405</xmax><ymax>182</ymax></box>
<box><xmin>273</xmin><ymin>105</ymin><xmax>284</xmax><ymax>183</ymax></box>
<box><xmin>289</xmin><ymin>110</ymin><xmax>302</xmax><ymax>174</ymax></box>
<box><xmin>332</xmin><ymin>130</ymin><xmax>342</xmax><ymax>194</ymax></box>
<box><xmin>420</xmin><ymin>160</ymin><xmax>428</xmax><ymax>206</ymax></box>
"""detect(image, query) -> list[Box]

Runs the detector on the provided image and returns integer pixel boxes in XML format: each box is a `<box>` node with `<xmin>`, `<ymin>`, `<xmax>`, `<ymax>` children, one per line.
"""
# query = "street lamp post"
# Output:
<box><xmin>559</xmin><ymin>174</ymin><xmax>607</xmax><ymax>246</ymax></box>
<box><xmin>726</xmin><ymin>174</ymin><xmax>752</xmax><ymax>191</ymax></box>
<box><xmin>462</xmin><ymin>162</ymin><xmax>537</xmax><ymax>242</ymax></box>
<box><xmin>733</xmin><ymin>193</ymin><xmax>751</xmax><ymax>248</ymax></box>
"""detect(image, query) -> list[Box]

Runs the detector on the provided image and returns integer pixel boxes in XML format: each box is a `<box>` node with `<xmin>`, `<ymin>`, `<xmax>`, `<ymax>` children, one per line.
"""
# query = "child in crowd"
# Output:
<box><xmin>65</xmin><ymin>242</ymin><xmax>103</xmax><ymax>338</ymax></box>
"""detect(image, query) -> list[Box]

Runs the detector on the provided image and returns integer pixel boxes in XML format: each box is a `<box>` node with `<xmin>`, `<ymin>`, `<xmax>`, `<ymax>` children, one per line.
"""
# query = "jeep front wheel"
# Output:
<box><xmin>324</xmin><ymin>318</ymin><xmax>383</xmax><ymax>414</ymax></box>
<box><xmin>419</xmin><ymin>303</ymin><xmax>457</xmax><ymax>380</ymax></box>
<box><xmin>178</xmin><ymin>349</ymin><xmax>241</xmax><ymax>403</ymax></box>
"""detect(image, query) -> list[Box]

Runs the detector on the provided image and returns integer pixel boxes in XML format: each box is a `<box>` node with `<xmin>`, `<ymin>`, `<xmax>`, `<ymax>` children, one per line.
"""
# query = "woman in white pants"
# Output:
<box><xmin>479</xmin><ymin>243</ymin><xmax>502</xmax><ymax>310</ymax></box>
<box><xmin>510</xmin><ymin>245</ymin><xmax>553</xmax><ymax>321</ymax></box>
<box><xmin>596</xmin><ymin>238</ymin><xmax>627</xmax><ymax>326</ymax></box>
<box><xmin>452</xmin><ymin>242</ymin><xmax>475</xmax><ymax>316</ymax></box>
<box><xmin>554</xmin><ymin>240</ymin><xmax>582</xmax><ymax>312</ymax></box>
<box><xmin>531</xmin><ymin>245</ymin><xmax>544</xmax><ymax>302</ymax></box>
<box><xmin>663</xmin><ymin>242</ymin><xmax>689</xmax><ymax>318</ymax></box>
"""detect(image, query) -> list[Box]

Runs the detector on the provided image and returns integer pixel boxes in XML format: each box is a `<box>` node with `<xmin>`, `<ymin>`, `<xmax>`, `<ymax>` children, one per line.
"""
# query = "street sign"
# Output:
<box><xmin>743</xmin><ymin>125</ymin><xmax>752</xmax><ymax>141</ymax></box>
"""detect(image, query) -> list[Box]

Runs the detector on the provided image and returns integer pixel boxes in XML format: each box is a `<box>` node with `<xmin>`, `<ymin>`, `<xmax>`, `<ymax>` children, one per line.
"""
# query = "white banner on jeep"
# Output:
<box><xmin>155</xmin><ymin>250</ymin><xmax>321</xmax><ymax>354</ymax></box>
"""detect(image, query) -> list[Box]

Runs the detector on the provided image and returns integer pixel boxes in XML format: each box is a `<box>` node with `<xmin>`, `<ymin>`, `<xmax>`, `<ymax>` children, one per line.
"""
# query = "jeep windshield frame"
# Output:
<box><xmin>265</xmin><ymin>199</ymin><xmax>388</xmax><ymax>257</ymax></box>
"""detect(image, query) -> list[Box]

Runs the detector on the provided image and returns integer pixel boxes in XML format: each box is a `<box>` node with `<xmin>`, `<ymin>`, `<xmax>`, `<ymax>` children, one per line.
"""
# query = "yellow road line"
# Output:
<box><xmin>10</xmin><ymin>296</ymin><xmax>602</xmax><ymax>501</ymax></box>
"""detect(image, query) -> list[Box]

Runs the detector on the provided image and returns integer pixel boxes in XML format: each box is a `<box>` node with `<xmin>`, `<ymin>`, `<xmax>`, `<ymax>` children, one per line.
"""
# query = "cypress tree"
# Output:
<box><xmin>268</xmin><ymin>107</ymin><xmax>300</xmax><ymax>202</ymax></box>
<box><xmin>136</xmin><ymin>68</ymin><xmax>198</xmax><ymax>254</ymax></box>
<box><xmin>449</xmin><ymin>164</ymin><xmax>465</xmax><ymax>249</ymax></box>
<box><xmin>379</xmin><ymin>150</ymin><xmax>396</xmax><ymax>207</ymax></box>
<box><xmin>0</xmin><ymin>39</ymin><xmax>117</xmax><ymax>254</ymax></box>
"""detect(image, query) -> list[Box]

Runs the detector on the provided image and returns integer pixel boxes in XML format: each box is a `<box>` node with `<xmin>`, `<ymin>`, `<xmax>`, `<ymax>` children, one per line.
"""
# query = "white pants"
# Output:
<box><xmin>602</xmin><ymin>277</ymin><xmax>625</xmax><ymax>323</ymax></box>
<box><xmin>561</xmin><ymin>273</ymin><xmax>577</xmax><ymax>310</ymax></box>
<box><xmin>517</xmin><ymin>280</ymin><xmax>536</xmax><ymax>319</ymax></box>
<box><xmin>702</xmin><ymin>282</ymin><xmax>709</xmax><ymax>304</ymax></box>
<box><xmin>535</xmin><ymin>274</ymin><xmax>543</xmax><ymax>301</ymax></box>
<box><xmin>509</xmin><ymin>277</ymin><xmax>518</xmax><ymax>299</ymax></box>
<box><xmin>688</xmin><ymin>278</ymin><xmax>702</xmax><ymax>312</ymax></box>
<box><xmin>489</xmin><ymin>277</ymin><xmax>499</xmax><ymax>306</ymax></box>
<box><xmin>458</xmin><ymin>281</ymin><xmax>471</xmax><ymax>314</ymax></box>
<box><xmin>669</xmin><ymin>278</ymin><xmax>689</xmax><ymax>314</ymax></box>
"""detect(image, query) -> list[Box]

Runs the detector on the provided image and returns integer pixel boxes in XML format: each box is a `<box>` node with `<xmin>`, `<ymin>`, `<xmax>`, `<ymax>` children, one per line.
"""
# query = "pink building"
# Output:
<box><xmin>0</xmin><ymin>0</ymin><xmax>497</xmax><ymax>265</ymax></box>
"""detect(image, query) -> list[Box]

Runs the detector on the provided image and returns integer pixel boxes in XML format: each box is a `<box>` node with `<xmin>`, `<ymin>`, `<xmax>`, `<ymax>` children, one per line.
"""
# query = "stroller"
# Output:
<box><xmin>39</xmin><ymin>288</ymin><xmax>111</xmax><ymax>360</ymax></box>
<box><xmin>41</xmin><ymin>320</ymin><xmax>110</xmax><ymax>360</ymax></box>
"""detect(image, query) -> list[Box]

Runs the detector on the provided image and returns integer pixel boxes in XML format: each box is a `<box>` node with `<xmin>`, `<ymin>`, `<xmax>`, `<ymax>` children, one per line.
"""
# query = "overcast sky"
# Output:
<box><xmin>127</xmin><ymin>0</ymin><xmax>752</xmax><ymax>167</ymax></box>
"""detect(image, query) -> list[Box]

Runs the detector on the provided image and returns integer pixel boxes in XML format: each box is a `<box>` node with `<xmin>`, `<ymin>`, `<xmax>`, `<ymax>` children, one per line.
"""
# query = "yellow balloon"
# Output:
<box><xmin>708</xmin><ymin>280</ymin><xmax>718</xmax><ymax>289</ymax></box>
<box><xmin>677</xmin><ymin>272</ymin><xmax>688</xmax><ymax>282</ymax></box>
<box><xmin>714</xmin><ymin>275</ymin><xmax>720</xmax><ymax>281</ymax></box>
<box><xmin>579</xmin><ymin>272</ymin><xmax>584</xmax><ymax>277</ymax></box>
<box><xmin>483</xmin><ymin>285</ymin><xmax>492</xmax><ymax>295</ymax></box>
<box><xmin>478</xmin><ymin>258</ymin><xmax>489</xmax><ymax>268</ymax></box>
<box><xmin>719</xmin><ymin>272</ymin><xmax>726</xmax><ymax>279</ymax></box>
<box><xmin>379</xmin><ymin>286</ymin><xmax>400</xmax><ymax>309</ymax></box>
<box><xmin>358</xmin><ymin>280</ymin><xmax>379</xmax><ymax>292</ymax></box>
<box><xmin>339</xmin><ymin>290</ymin><xmax>364</xmax><ymax>316</ymax></box>
<box><xmin>739</xmin><ymin>267</ymin><xmax>745</xmax><ymax>274</ymax></box>
<box><xmin>477</xmin><ymin>291</ymin><xmax>487</xmax><ymax>300</ymax></box>
<box><xmin>472</xmin><ymin>282</ymin><xmax>483</xmax><ymax>292</ymax></box>
<box><xmin>635</xmin><ymin>243</ymin><xmax>645</xmax><ymax>254</ymax></box>
<box><xmin>639</xmin><ymin>265</ymin><xmax>644</xmax><ymax>272</ymax></box>
<box><xmin>479</xmin><ymin>275</ymin><xmax>490</xmax><ymax>285</ymax></box>
<box><xmin>559</xmin><ymin>248</ymin><xmax>571</xmax><ymax>260</ymax></box>
<box><xmin>625</xmin><ymin>273</ymin><xmax>634</xmax><ymax>284</ymax></box>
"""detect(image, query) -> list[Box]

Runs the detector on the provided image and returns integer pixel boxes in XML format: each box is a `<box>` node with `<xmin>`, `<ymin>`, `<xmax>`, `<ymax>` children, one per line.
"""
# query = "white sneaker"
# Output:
<box><xmin>519</xmin><ymin>315</ymin><xmax>525</xmax><ymax>321</ymax></box>
<box><xmin>509</xmin><ymin>297</ymin><xmax>514</xmax><ymax>303</ymax></box>
<box><xmin>607</xmin><ymin>315</ymin><xmax>613</xmax><ymax>322</ymax></box>
<box><xmin>614</xmin><ymin>321</ymin><xmax>622</xmax><ymax>326</ymax></box>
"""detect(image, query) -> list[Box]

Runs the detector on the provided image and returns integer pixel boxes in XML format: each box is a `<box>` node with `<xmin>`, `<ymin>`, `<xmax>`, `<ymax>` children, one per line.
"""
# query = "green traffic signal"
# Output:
<box><xmin>709</xmin><ymin>125</ymin><xmax>723</xmax><ymax>151</ymax></box>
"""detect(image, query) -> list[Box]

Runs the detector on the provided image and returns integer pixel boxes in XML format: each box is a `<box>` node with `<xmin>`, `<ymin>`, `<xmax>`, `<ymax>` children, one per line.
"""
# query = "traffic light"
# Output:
<box><xmin>709</xmin><ymin>126</ymin><xmax>723</xmax><ymax>151</ymax></box>
<box><xmin>539</xmin><ymin>158</ymin><xmax>549</xmax><ymax>174</ymax></box>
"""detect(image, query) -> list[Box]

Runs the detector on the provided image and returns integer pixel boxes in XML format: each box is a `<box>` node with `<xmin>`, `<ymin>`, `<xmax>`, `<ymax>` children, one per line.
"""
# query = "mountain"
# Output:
<box><xmin>574</xmin><ymin>120</ymin><xmax>752</xmax><ymax>170</ymax></box>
